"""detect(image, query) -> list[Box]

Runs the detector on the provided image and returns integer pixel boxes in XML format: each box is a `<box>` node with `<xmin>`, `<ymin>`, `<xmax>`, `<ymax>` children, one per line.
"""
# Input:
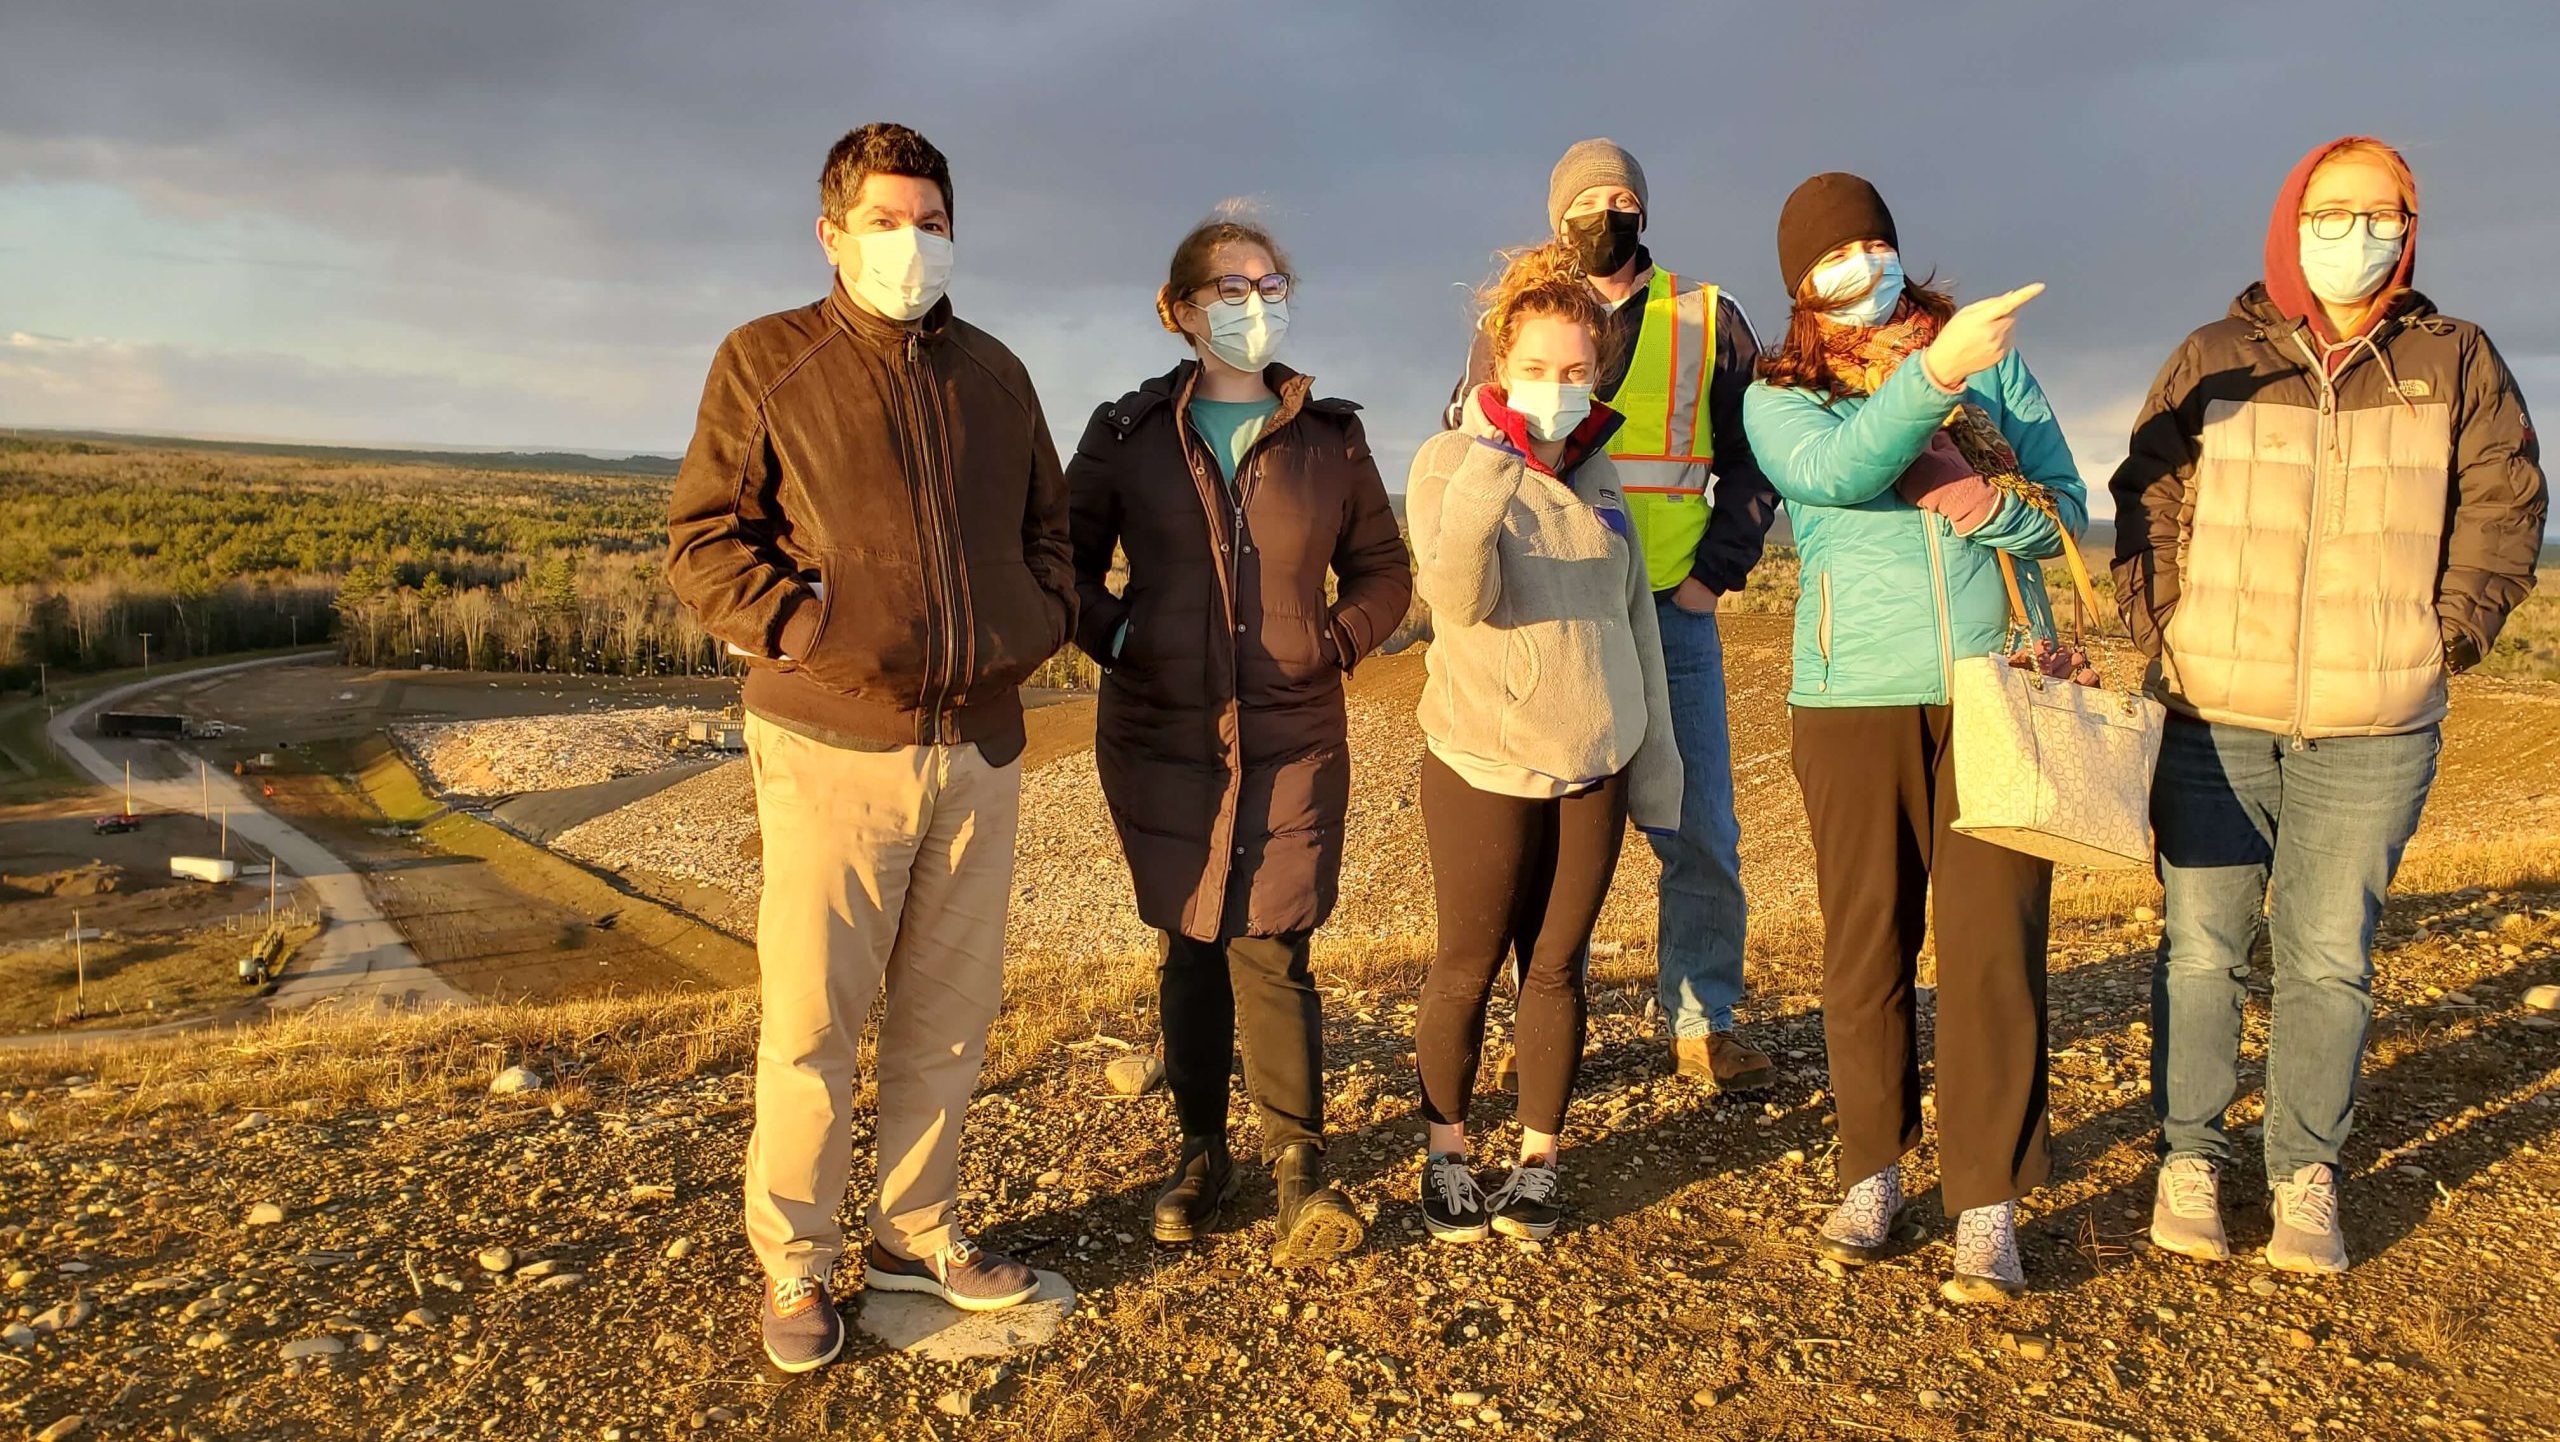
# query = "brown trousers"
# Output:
<box><xmin>741</xmin><ymin>714</ymin><xmax>1019</xmax><ymax>1280</ymax></box>
<box><xmin>1791</xmin><ymin>705</ymin><xmax>2053</xmax><ymax>1213</ymax></box>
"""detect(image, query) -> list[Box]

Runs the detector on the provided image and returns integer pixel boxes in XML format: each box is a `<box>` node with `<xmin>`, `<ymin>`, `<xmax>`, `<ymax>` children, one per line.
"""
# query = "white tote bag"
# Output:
<box><xmin>1949</xmin><ymin>521</ymin><xmax>2165</xmax><ymax>870</ymax></box>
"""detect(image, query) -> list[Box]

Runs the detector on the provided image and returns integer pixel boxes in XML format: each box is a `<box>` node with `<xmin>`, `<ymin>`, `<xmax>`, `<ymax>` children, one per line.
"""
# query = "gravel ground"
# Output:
<box><xmin>395</xmin><ymin>708</ymin><xmax>729</xmax><ymax>798</ymax></box>
<box><xmin>1</xmin><ymin>892</ymin><xmax>2555</xmax><ymax>1441</ymax></box>
<box><xmin>11</xmin><ymin>620</ymin><xmax>2558</xmax><ymax>1439</ymax></box>
<box><xmin>550</xmin><ymin>649</ymin><xmax>1755</xmax><ymax>967</ymax></box>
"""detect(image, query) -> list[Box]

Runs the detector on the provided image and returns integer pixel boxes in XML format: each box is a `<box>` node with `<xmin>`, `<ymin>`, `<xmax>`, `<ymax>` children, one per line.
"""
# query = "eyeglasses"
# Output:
<box><xmin>1194</xmin><ymin>273</ymin><xmax>1293</xmax><ymax>306</ymax></box>
<box><xmin>2302</xmin><ymin>208</ymin><xmax>2414</xmax><ymax>242</ymax></box>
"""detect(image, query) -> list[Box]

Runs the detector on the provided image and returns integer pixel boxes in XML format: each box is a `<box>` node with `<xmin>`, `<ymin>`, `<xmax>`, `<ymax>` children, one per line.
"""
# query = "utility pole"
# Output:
<box><xmin>138</xmin><ymin>631</ymin><xmax>153</xmax><ymax>674</ymax></box>
<box><xmin>220</xmin><ymin>806</ymin><xmax>229</xmax><ymax>854</ymax></box>
<box><xmin>200</xmin><ymin>758</ymin><xmax>210</xmax><ymax>819</ymax></box>
<box><xmin>124</xmin><ymin>759</ymin><xmax>134</xmax><ymax>818</ymax></box>
<box><xmin>72</xmin><ymin>908</ymin><xmax>87</xmax><ymax>1020</ymax></box>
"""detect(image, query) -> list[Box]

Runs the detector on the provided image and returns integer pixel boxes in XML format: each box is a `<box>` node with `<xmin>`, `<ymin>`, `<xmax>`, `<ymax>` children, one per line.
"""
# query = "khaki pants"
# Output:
<box><xmin>741</xmin><ymin>714</ymin><xmax>1019</xmax><ymax>1280</ymax></box>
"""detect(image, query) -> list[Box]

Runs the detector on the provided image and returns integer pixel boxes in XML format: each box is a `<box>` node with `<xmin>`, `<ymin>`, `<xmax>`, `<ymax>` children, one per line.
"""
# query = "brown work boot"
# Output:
<box><xmin>1671</xmin><ymin>1033</ymin><xmax>1776</xmax><ymax>1093</ymax></box>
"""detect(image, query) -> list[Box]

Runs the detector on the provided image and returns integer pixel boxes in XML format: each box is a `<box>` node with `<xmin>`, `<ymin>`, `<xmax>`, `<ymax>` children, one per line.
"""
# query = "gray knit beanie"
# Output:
<box><xmin>1547</xmin><ymin>139</ymin><xmax>1648</xmax><ymax>233</ymax></box>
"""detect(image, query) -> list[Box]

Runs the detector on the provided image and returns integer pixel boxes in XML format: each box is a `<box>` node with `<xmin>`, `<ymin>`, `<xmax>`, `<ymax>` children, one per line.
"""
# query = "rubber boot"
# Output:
<box><xmin>1270</xmin><ymin>1141</ymin><xmax>1365</xmax><ymax>1265</ymax></box>
<box><xmin>1151</xmin><ymin>1135</ymin><xmax>1236</xmax><ymax>1245</ymax></box>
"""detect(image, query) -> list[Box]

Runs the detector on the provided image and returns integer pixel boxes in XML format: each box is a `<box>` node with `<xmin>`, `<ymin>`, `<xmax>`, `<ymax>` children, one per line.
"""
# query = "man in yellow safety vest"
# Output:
<box><xmin>1445</xmin><ymin>137</ymin><xmax>1781</xmax><ymax>1093</ymax></box>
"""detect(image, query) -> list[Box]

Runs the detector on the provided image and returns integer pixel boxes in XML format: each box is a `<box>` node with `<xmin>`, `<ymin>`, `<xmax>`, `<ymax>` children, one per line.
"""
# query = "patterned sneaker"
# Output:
<box><xmin>862</xmin><ymin>1235</ymin><xmax>1039</xmax><ymax>1313</ymax></box>
<box><xmin>1486</xmin><ymin>1160</ymin><xmax>1563</xmax><ymax>1241</ymax></box>
<box><xmin>1818</xmin><ymin>1164</ymin><xmax>1905</xmax><ymax>1264</ymax></box>
<box><xmin>2150</xmin><ymin>1156</ymin><xmax>2232</xmax><ymax>1262</ymax></box>
<box><xmin>2267</xmin><ymin>1164</ymin><xmax>2351</xmax><ymax>1274</ymax></box>
<box><xmin>1421</xmin><ymin>1153</ymin><xmax>1491</xmax><ymax>1243</ymax></box>
<box><xmin>1940</xmin><ymin>1201</ymin><xmax>2026</xmax><ymax>1304</ymax></box>
<box><xmin>759</xmin><ymin>1273</ymin><xmax>844</xmax><ymax>1373</ymax></box>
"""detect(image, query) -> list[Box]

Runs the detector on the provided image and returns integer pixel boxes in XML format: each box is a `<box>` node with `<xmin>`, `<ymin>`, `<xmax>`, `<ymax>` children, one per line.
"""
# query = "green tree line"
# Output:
<box><xmin>0</xmin><ymin>434</ymin><xmax>733</xmax><ymax>685</ymax></box>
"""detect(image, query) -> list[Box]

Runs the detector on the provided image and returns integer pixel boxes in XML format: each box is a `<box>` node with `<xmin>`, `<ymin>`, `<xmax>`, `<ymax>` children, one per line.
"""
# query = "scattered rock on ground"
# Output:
<box><xmin>490</xmin><ymin>1066</ymin><xmax>544</xmax><ymax>1096</ymax></box>
<box><xmin>1103</xmin><ymin>1053</ymin><xmax>1164</xmax><ymax>1096</ymax></box>
<box><xmin>856</xmin><ymin>1271</ymin><xmax>1075</xmax><ymax>1362</ymax></box>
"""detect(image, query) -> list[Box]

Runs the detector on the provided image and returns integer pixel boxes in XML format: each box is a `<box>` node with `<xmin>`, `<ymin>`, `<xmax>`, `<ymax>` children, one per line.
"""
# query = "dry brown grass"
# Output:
<box><xmin>0</xmin><ymin>989</ymin><xmax>755</xmax><ymax>1128</ymax></box>
<box><xmin>0</xmin><ymin>915</ymin><xmax>319</xmax><ymax>1034</ymax></box>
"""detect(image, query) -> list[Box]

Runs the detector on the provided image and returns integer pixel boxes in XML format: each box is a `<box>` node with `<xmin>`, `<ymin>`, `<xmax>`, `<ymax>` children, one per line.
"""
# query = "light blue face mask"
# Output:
<box><xmin>2298</xmin><ymin>224</ymin><xmax>2404</xmax><ymax>308</ymax></box>
<box><xmin>1811</xmin><ymin>250</ymin><xmax>1906</xmax><ymax>328</ymax></box>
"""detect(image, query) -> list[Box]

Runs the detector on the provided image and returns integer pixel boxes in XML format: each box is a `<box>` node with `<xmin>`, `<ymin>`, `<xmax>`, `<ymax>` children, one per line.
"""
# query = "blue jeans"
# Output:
<box><xmin>1647</xmin><ymin>599</ymin><xmax>1749</xmax><ymax>1037</ymax></box>
<box><xmin>2150</xmin><ymin>715</ymin><xmax>2438</xmax><ymax>1179</ymax></box>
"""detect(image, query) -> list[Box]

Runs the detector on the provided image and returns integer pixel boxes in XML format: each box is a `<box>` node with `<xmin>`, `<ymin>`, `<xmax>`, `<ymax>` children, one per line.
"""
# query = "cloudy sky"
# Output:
<box><xmin>3</xmin><ymin>1</ymin><xmax>2550</xmax><ymax>516</ymax></box>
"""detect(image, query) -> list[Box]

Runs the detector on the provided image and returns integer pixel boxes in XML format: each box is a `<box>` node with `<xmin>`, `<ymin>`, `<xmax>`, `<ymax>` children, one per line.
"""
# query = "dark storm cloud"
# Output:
<box><xmin>2</xmin><ymin>0</ymin><xmax>2551</xmax><ymax>478</ymax></box>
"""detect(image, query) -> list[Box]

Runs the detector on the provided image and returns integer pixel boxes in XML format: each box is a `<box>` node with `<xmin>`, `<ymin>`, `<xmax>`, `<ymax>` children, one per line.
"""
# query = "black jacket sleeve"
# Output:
<box><xmin>2107</xmin><ymin>336</ymin><xmax>2206</xmax><ymax>660</ymax></box>
<box><xmin>2438</xmin><ymin>327</ymin><xmax>2547</xmax><ymax>668</ymax></box>
<box><xmin>1326</xmin><ymin>416</ymin><xmax>1416</xmax><ymax>670</ymax></box>
<box><xmin>1066</xmin><ymin>405</ymin><xmax>1131</xmax><ymax>667</ymax></box>
<box><xmin>1691</xmin><ymin>294</ymin><xmax>1780</xmax><ymax>593</ymax></box>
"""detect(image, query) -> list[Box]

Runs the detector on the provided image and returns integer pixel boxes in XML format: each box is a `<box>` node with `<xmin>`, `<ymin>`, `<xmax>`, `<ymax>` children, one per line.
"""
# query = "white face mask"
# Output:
<box><xmin>1809</xmin><ymin>248</ymin><xmax>1905</xmax><ymax>328</ymax></box>
<box><xmin>845</xmin><ymin>226</ymin><xmax>953</xmax><ymax>321</ymax></box>
<box><xmin>1506</xmin><ymin>380</ymin><xmax>1593</xmax><ymax>443</ymax></box>
<box><xmin>1198</xmin><ymin>294</ymin><xmax>1288</xmax><ymax>373</ymax></box>
<box><xmin>2298</xmin><ymin>223</ymin><xmax>2404</xmax><ymax>307</ymax></box>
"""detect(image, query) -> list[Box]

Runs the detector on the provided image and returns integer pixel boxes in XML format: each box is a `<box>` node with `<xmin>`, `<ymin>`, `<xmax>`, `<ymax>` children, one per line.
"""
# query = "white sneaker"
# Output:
<box><xmin>2150</xmin><ymin>1156</ymin><xmax>2232</xmax><ymax>1262</ymax></box>
<box><xmin>2267</xmin><ymin>1164</ymin><xmax>2350</xmax><ymax>1274</ymax></box>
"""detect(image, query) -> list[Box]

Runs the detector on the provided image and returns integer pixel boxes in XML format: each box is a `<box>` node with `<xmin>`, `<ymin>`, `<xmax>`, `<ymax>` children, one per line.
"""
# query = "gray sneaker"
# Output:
<box><xmin>863</xmin><ymin>1235</ymin><xmax>1040</xmax><ymax>1312</ymax></box>
<box><xmin>759</xmin><ymin>1273</ymin><xmax>844</xmax><ymax>1373</ymax></box>
<box><xmin>2267</xmin><ymin>1164</ymin><xmax>2350</xmax><ymax>1274</ymax></box>
<box><xmin>2150</xmin><ymin>1156</ymin><xmax>2232</xmax><ymax>1262</ymax></box>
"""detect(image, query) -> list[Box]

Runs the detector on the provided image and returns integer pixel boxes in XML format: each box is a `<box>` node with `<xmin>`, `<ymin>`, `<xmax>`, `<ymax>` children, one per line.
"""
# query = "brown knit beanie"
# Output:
<box><xmin>1547</xmin><ymin>139</ymin><xmax>1649</xmax><ymax>232</ymax></box>
<box><xmin>1777</xmin><ymin>172</ymin><xmax>1898</xmax><ymax>298</ymax></box>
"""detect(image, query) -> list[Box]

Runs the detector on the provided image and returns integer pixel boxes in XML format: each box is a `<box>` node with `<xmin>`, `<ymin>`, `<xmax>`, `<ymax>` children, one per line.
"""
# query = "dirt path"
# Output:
<box><xmin>42</xmin><ymin>656</ymin><xmax>467</xmax><ymax>1014</ymax></box>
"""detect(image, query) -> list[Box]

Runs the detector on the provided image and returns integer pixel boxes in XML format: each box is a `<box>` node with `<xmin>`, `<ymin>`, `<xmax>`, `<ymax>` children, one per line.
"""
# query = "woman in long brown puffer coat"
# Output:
<box><xmin>1065</xmin><ymin>212</ymin><xmax>1412</xmax><ymax>1264</ymax></box>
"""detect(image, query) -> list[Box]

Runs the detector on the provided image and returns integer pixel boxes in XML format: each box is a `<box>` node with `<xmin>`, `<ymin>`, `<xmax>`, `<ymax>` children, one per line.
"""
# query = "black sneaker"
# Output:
<box><xmin>862</xmin><ymin>1235</ymin><xmax>1039</xmax><ymax>1313</ymax></box>
<box><xmin>1487</xmin><ymin>1161</ymin><xmax>1562</xmax><ymax>1240</ymax></box>
<box><xmin>1421</xmin><ymin>1153</ymin><xmax>1490</xmax><ymax>1242</ymax></box>
<box><xmin>759</xmin><ymin>1273</ymin><xmax>844</xmax><ymax>1373</ymax></box>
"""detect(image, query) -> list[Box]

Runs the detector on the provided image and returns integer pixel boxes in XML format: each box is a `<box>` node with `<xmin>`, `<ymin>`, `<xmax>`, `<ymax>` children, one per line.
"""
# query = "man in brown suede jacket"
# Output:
<box><xmin>666</xmin><ymin>122</ymin><xmax>1073</xmax><ymax>1373</ymax></box>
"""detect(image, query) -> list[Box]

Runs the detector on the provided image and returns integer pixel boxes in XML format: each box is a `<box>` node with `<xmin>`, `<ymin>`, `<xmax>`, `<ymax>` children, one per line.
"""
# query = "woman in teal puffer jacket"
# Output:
<box><xmin>1744</xmin><ymin>173</ymin><xmax>2087</xmax><ymax>1304</ymax></box>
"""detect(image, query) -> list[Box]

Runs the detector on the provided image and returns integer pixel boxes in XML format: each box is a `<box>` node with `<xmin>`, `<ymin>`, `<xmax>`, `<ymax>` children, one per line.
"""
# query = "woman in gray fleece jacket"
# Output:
<box><xmin>1406</xmin><ymin>242</ymin><xmax>1681</xmax><ymax>1246</ymax></box>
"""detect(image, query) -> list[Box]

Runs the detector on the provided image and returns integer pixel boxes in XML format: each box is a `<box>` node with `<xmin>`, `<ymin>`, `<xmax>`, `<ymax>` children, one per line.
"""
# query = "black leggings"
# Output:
<box><xmin>1415</xmin><ymin>751</ymin><xmax>1629</xmax><ymax>1136</ymax></box>
<box><xmin>1159</xmin><ymin>929</ymin><xmax>1322</xmax><ymax>1158</ymax></box>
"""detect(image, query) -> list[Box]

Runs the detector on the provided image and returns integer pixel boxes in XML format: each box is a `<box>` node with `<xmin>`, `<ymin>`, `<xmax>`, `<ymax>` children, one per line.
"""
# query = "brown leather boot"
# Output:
<box><xmin>1671</xmin><ymin>1033</ymin><xmax>1776</xmax><ymax>1093</ymax></box>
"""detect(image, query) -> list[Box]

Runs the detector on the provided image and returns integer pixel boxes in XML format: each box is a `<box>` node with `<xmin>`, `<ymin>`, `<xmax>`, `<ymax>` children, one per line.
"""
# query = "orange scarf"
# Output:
<box><xmin>1819</xmin><ymin>302</ymin><xmax>1943</xmax><ymax>397</ymax></box>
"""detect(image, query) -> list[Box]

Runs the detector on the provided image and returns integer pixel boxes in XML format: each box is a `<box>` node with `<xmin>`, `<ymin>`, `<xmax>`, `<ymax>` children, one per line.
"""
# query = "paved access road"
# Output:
<box><xmin>46</xmin><ymin>655</ymin><xmax>470</xmax><ymax>1013</ymax></box>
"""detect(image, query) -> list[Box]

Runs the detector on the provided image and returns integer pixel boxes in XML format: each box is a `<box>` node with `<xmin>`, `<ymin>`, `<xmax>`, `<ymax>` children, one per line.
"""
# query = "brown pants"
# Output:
<box><xmin>741</xmin><ymin>714</ymin><xmax>1019</xmax><ymax>1280</ymax></box>
<box><xmin>1791</xmin><ymin>705</ymin><xmax>2053</xmax><ymax>1214</ymax></box>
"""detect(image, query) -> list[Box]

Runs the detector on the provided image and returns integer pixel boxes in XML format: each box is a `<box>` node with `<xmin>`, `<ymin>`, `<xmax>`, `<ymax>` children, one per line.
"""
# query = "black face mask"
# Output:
<box><xmin>1563</xmin><ymin>209</ymin><xmax>1641</xmax><ymax>277</ymax></box>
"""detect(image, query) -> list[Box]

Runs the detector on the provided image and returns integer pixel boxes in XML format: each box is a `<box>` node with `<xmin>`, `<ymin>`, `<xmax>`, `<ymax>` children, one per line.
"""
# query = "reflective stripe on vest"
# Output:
<box><xmin>1605</xmin><ymin>269</ymin><xmax>1718</xmax><ymax>592</ymax></box>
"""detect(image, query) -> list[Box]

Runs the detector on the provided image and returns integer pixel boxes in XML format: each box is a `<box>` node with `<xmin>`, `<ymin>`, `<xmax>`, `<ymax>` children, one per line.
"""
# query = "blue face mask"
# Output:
<box><xmin>2298</xmin><ymin>224</ymin><xmax>2403</xmax><ymax>308</ymax></box>
<box><xmin>1810</xmin><ymin>249</ymin><xmax>1905</xmax><ymax>328</ymax></box>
